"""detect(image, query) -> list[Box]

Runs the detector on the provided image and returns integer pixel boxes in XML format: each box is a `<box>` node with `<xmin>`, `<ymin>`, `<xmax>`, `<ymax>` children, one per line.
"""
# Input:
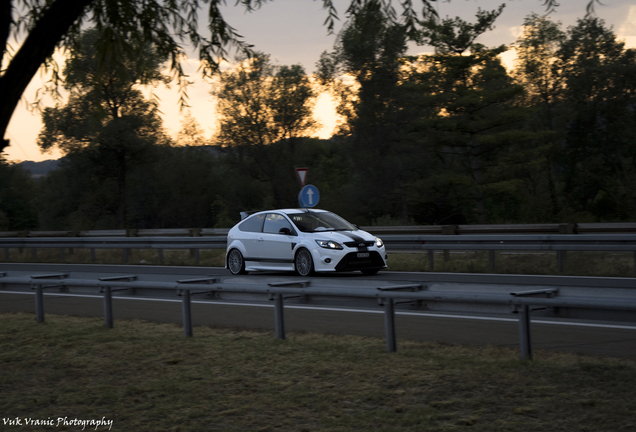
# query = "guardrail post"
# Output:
<box><xmin>182</xmin><ymin>289</ymin><xmax>193</xmax><ymax>337</ymax></box>
<box><xmin>122</xmin><ymin>248</ymin><xmax>129</xmax><ymax>264</ymax></box>
<box><xmin>267</xmin><ymin>280</ymin><xmax>311</xmax><ymax>340</ymax></box>
<box><xmin>557</xmin><ymin>251</ymin><xmax>565</xmax><ymax>273</ymax></box>
<box><xmin>518</xmin><ymin>304</ymin><xmax>532</xmax><ymax>360</ymax></box>
<box><xmin>176</xmin><ymin>277</ymin><xmax>218</xmax><ymax>338</ymax></box>
<box><xmin>4</xmin><ymin>247</ymin><xmax>9</xmax><ymax>261</ymax></box>
<box><xmin>441</xmin><ymin>225</ymin><xmax>457</xmax><ymax>262</ymax></box>
<box><xmin>158</xmin><ymin>249</ymin><xmax>164</xmax><ymax>265</ymax></box>
<box><xmin>428</xmin><ymin>250</ymin><xmax>434</xmax><ymax>270</ymax></box>
<box><xmin>32</xmin><ymin>247</ymin><xmax>37</xmax><ymax>260</ymax></box>
<box><xmin>91</xmin><ymin>248</ymin><xmax>96</xmax><ymax>262</ymax></box>
<box><xmin>30</xmin><ymin>273</ymin><xmax>68</xmax><ymax>322</ymax></box>
<box><xmin>274</xmin><ymin>293</ymin><xmax>285</xmax><ymax>340</ymax></box>
<box><xmin>104</xmin><ymin>286</ymin><xmax>114</xmax><ymax>328</ymax></box>
<box><xmin>384</xmin><ymin>298</ymin><xmax>397</xmax><ymax>353</ymax></box>
<box><xmin>34</xmin><ymin>284</ymin><xmax>44</xmax><ymax>322</ymax></box>
<box><xmin>489</xmin><ymin>250</ymin><xmax>496</xmax><ymax>272</ymax></box>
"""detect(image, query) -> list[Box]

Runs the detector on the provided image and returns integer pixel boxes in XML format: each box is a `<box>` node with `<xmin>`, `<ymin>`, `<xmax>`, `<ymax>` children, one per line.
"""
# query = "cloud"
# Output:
<box><xmin>618</xmin><ymin>5</ymin><xmax>636</xmax><ymax>37</ymax></box>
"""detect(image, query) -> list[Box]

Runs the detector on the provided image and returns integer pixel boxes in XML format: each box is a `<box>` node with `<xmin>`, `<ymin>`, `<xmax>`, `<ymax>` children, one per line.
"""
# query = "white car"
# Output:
<box><xmin>225</xmin><ymin>209</ymin><xmax>387</xmax><ymax>276</ymax></box>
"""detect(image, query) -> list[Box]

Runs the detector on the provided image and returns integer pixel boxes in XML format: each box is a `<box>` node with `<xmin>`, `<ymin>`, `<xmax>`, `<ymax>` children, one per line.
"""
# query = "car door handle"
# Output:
<box><xmin>257</xmin><ymin>238</ymin><xmax>265</xmax><ymax>242</ymax></box>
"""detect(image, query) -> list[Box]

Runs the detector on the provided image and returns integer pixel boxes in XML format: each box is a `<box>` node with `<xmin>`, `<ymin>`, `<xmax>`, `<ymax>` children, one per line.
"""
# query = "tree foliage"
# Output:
<box><xmin>555</xmin><ymin>17</ymin><xmax>636</xmax><ymax>220</ymax></box>
<box><xmin>1</xmin><ymin>0</ymin><xmax>442</xmax><ymax>155</ymax></box>
<box><xmin>215</xmin><ymin>53</ymin><xmax>318</xmax><ymax>147</ymax></box>
<box><xmin>11</xmin><ymin>3</ymin><xmax>636</xmax><ymax>231</ymax></box>
<box><xmin>318</xmin><ymin>0</ymin><xmax>413</xmax><ymax>222</ymax></box>
<box><xmin>37</xmin><ymin>28</ymin><xmax>171</xmax><ymax>228</ymax></box>
<box><xmin>0</xmin><ymin>158</ymin><xmax>37</xmax><ymax>230</ymax></box>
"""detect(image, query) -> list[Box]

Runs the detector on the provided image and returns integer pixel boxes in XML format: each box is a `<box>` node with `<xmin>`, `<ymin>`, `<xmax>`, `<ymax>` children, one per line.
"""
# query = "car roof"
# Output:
<box><xmin>239</xmin><ymin>208</ymin><xmax>329</xmax><ymax>221</ymax></box>
<box><xmin>250</xmin><ymin>209</ymin><xmax>328</xmax><ymax>216</ymax></box>
<box><xmin>279</xmin><ymin>208</ymin><xmax>328</xmax><ymax>215</ymax></box>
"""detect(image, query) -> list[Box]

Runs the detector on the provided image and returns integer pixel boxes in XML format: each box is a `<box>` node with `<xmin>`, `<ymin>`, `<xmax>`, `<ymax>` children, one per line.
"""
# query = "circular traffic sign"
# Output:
<box><xmin>298</xmin><ymin>184</ymin><xmax>320</xmax><ymax>208</ymax></box>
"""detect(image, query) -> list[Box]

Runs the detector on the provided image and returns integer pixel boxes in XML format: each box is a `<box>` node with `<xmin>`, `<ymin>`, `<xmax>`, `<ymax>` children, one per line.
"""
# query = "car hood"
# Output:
<box><xmin>309</xmin><ymin>229</ymin><xmax>377</xmax><ymax>244</ymax></box>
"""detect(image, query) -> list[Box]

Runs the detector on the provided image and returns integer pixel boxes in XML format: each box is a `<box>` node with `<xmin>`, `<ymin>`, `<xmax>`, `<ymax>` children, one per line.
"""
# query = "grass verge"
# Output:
<box><xmin>1</xmin><ymin>313</ymin><xmax>636</xmax><ymax>431</ymax></box>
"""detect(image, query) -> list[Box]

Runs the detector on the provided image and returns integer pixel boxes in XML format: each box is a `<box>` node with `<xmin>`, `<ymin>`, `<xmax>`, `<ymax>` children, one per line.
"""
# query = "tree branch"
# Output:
<box><xmin>0</xmin><ymin>0</ymin><xmax>93</xmax><ymax>152</ymax></box>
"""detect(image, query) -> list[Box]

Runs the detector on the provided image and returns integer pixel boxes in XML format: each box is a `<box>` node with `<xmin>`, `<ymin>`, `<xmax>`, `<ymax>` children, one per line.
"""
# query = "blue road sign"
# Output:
<box><xmin>298</xmin><ymin>184</ymin><xmax>320</xmax><ymax>208</ymax></box>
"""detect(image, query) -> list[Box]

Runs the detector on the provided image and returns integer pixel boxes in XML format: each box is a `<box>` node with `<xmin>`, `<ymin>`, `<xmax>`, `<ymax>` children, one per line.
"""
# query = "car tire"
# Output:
<box><xmin>361</xmin><ymin>268</ymin><xmax>380</xmax><ymax>275</ymax></box>
<box><xmin>295</xmin><ymin>248</ymin><xmax>314</xmax><ymax>277</ymax></box>
<box><xmin>227</xmin><ymin>249</ymin><xmax>247</xmax><ymax>275</ymax></box>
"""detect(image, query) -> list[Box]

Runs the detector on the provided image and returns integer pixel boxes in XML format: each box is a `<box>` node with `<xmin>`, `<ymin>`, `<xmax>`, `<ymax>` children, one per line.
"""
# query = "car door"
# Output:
<box><xmin>236</xmin><ymin>213</ymin><xmax>266</xmax><ymax>265</ymax></box>
<box><xmin>252</xmin><ymin>213</ymin><xmax>296</xmax><ymax>270</ymax></box>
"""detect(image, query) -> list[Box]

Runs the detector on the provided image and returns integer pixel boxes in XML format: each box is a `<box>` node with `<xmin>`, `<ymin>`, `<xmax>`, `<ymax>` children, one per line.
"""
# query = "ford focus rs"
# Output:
<box><xmin>225</xmin><ymin>209</ymin><xmax>387</xmax><ymax>276</ymax></box>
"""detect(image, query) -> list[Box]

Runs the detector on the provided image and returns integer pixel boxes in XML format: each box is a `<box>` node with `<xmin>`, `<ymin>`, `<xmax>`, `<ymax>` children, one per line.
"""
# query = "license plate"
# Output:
<box><xmin>357</xmin><ymin>252</ymin><xmax>370</xmax><ymax>258</ymax></box>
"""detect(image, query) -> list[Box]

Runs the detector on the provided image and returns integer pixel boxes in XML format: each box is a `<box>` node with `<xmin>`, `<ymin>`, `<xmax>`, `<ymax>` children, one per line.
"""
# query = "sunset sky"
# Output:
<box><xmin>4</xmin><ymin>0</ymin><xmax>636</xmax><ymax>162</ymax></box>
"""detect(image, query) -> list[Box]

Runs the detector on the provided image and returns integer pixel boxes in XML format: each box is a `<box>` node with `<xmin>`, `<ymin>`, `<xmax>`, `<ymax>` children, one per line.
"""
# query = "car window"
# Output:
<box><xmin>238</xmin><ymin>213</ymin><xmax>265</xmax><ymax>232</ymax></box>
<box><xmin>288</xmin><ymin>211</ymin><xmax>356</xmax><ymax>233</ymax></box>
<box><xmin>263</xmin><ymin>213</ymin><xmax>295</xmax><ymax>235</ymax></box>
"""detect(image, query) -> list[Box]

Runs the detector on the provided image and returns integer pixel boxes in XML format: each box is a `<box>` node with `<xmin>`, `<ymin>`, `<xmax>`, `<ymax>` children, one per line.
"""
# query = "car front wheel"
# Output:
<box><xmin>295</xmin><ymin>249</ymin><xmax>314</xmax><ymax>277</ymax></box>
<box><xmin>227</xmin><ymin>249</ymin><xmax>247</xmax><ymax>275</ymax></box>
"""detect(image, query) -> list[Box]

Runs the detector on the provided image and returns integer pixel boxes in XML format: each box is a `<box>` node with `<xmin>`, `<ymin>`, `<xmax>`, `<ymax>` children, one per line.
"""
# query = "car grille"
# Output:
<box><xmin>334</xmin><ymin>251</ymin><xmax>385</xmax><ymax>272</ymax></box>
<box><xmin>344</xmin><ymin>241</ymin><xmax>375</xmax><ymax>248</ymax></box>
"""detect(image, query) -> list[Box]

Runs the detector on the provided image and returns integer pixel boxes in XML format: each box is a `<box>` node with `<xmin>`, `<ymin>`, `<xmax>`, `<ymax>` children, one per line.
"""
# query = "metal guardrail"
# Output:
<box><xmin>386</xmin><ymin>233</ymin><xmax>636</xmax><ymax>272</ymax></box>
<box><xmin>3</xmin><ymin>272</ymin><xmax>636</xmax><ymax>360</ymax></box>
<box><xmin>0</xmin><ymin>236</ymin><xmax>227</xmax><ymax>265</ymax></box>
<box><xmin>2</xmin><ymin>233</ymin><xmax>636</xmax><ymax>273</ymax></box>
<box><xmin>3</xmin><ymin>222</ymin><xmax>636</xmax><ymax>238</ymax></box>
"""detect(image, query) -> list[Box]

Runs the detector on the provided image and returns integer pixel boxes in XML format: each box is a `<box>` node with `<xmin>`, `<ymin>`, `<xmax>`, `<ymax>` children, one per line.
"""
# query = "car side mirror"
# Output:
<box><xmin>279</xmin><ymin>227</ymin><xmax>292</xmax><ymax>235</ymax></box>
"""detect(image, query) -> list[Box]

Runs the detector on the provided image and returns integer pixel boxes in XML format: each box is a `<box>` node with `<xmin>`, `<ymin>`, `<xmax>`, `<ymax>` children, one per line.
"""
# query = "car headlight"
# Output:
<box><xmin>315</xmin><ymin>240</ymin><xmax>343</xmax><ymax>250</ymax></box>
<box><xmin>375</xmin><ymin>237</ymin><xmax>384</xmax><ymax>248</ymax></box>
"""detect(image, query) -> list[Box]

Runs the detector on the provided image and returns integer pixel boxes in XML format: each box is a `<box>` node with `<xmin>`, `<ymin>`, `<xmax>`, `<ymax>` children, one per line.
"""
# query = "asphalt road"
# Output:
<box><xmin>2</xmin><ymin>263</ymin><xmax>636</xmax><ymax>358</ymax></box>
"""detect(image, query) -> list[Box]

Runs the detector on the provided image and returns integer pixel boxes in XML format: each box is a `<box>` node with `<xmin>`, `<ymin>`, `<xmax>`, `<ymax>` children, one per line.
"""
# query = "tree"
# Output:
<box><xmin>177</xmin><ymin>112</ymin><xmax>208</xmax><ymax>147</ymax></box>
<box><xmin>215</xmin><ymin>53</ymin><xmax>318</xmax><ymax>148</ymax></box>
<box><xmin>408</xmin><ymin>6</ymin><xmax>537</xmax><ymax>224</ymax></box>
<box><xmin>512</xmin><ymin>14</ymin><xmax>566</xmax><ymax>220</ymax></box>
<box><xmin>2</xmin><ymin>0</ymin><xmax>598</xmax><ymax>158</ymax></box>
<box><xmin>1</xmin><ymin>0</ymin><xmax>444</xmax><ymax>156</ymax></box>
<box><xmin>128</xmin><ymin>146</ymin><xmax>223</xmax><ymax>228</ymax></box>
<box><xmin>317</xmin><ymin>0</ymin><xmax>412</xmax><ymax>223</ymax></box>
<box><xmin>37</xmin><ymin>28</ymin><xmax>171</xmax><ymax>228</ymax></box>
<box><xmin>0</xmin><ymin>157</ymin><xmax>37</xmax><ymax>230</ymax></box>
<box><xmin>555</xmin><ymin>17</ymin><xmax>636</xmax><ymax>220</ymax></box>
<box><xmin>214</xmin><ymin>52</ymin><xmax>318</xmax><ymax>208</ymax></box>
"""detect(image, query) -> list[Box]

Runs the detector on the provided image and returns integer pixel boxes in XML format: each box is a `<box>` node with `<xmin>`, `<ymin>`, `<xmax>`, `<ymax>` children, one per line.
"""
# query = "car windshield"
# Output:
<box><xmin>287</xmin><ymin>211</ymin><xmax>357</xmax><ymax>233</ymax></box>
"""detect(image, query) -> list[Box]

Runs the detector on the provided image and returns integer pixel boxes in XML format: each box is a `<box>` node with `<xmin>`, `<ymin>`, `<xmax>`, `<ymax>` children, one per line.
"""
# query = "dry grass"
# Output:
<box><xmin>387</xmin><ymin>251</ymin><xmax>636</xmax><ymax>277</ymax></box>
<box><xmin>1</xmin><ymin>313</ymin><xmax>636</xmax><ymax>431</ymax></box>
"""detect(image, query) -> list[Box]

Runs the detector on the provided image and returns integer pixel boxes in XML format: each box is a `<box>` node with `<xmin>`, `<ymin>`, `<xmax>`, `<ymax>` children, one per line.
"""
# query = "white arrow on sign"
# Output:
<box><xmin>306</xmin><ymin>188</ymin><xmax>314</xmax><ymax>205</ymax></box>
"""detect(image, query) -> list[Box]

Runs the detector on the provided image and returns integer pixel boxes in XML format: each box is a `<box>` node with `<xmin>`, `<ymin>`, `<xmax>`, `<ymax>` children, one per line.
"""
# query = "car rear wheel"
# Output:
<box><xmin>227</xmin><ymin>249</ymin><xmax>247</xmax><ymax>275</ymax></box>
<box><xmin>295</xmin><ymin>248</ymin><xmax>314</xmax><ymax>277</ymax></box>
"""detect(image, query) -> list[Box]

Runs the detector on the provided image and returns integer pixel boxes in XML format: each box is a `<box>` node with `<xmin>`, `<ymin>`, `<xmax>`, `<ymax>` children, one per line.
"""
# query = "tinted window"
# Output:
<box><xmin>287</xmin><ymin>211</ymin><xmax>356</xmax><ymax>233</ymax></box>
<box><xmin>263</xmin><ymin>213</ymin><xmax>295</xmax><ymax>235</ymax></box>
<box><xmin>238</xmin><ymin>214</ymin><xmax>265</xmax><ymax>232</ymax></box>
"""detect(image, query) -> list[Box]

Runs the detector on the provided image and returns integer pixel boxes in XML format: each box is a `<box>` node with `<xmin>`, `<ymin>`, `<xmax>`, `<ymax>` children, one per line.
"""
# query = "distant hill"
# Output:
<box><xmin>15</xmin><ymin>146</ymin><xmax>221</xmax><ymax>180</ymax></box>
<box><xmin>18</xmin><ymin>159</ymin><xmax>60</xmax><ymax>179</ymax></box>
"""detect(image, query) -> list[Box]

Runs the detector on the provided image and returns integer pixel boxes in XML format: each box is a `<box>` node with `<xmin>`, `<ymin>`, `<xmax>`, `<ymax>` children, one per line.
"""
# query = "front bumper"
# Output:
<box><xmin>334</xmin><ymin>251</ymin><xmax>386</xmax><ymax>272</ymax></box>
